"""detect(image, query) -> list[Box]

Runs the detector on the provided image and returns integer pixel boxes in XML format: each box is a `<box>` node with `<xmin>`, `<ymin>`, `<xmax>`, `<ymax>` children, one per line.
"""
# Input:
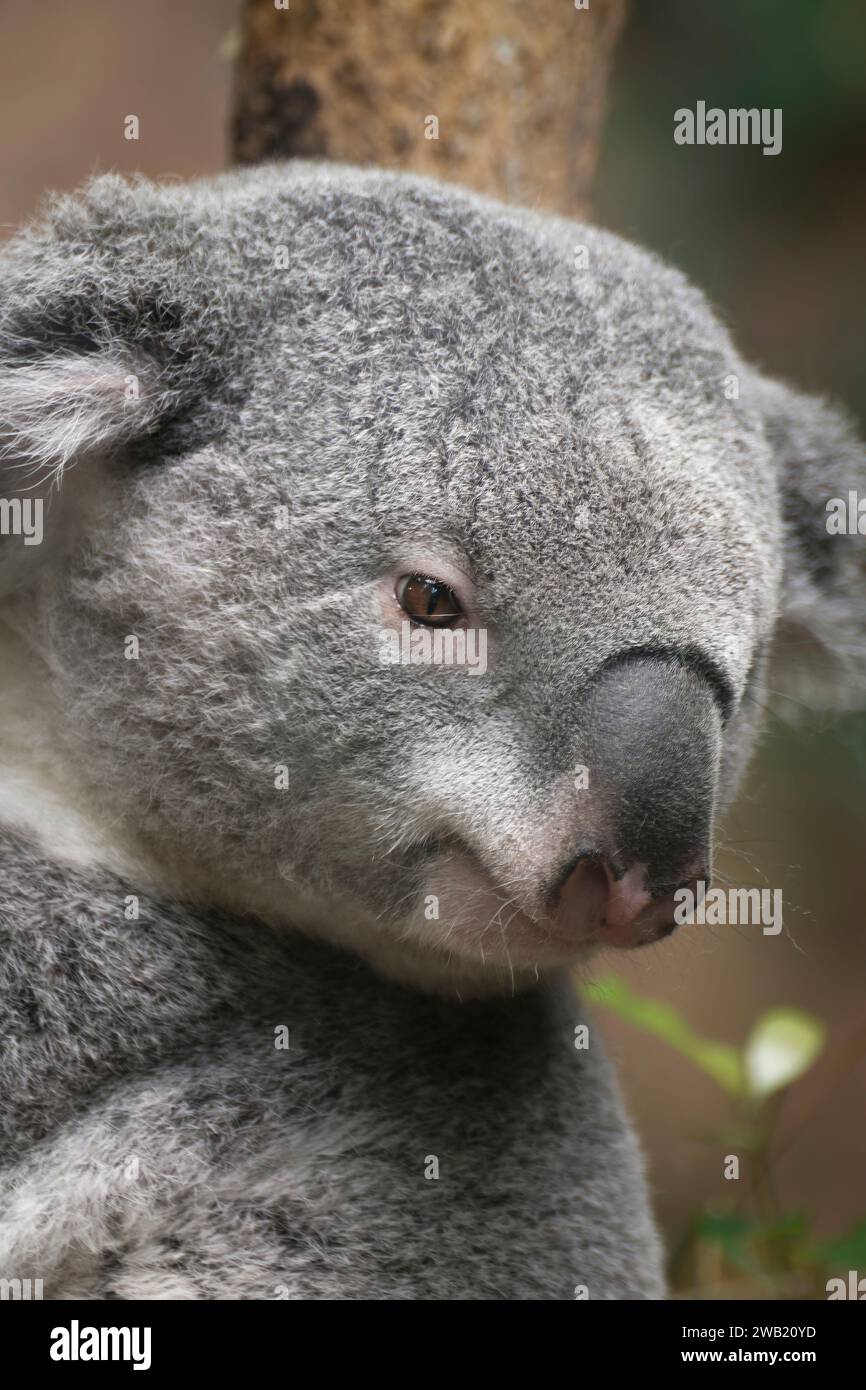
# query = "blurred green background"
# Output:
<box><xmin>0</xmin><ymin>0</ymin><xmax>863</xmax><ymax>1297</ymax></box>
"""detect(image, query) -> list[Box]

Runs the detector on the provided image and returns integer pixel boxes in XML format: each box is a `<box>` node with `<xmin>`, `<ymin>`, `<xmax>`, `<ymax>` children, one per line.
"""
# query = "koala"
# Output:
<box><xmin>0</xmin><ymin>162</ymin><xmax>863</xmax><ymax>1300</ymax></box>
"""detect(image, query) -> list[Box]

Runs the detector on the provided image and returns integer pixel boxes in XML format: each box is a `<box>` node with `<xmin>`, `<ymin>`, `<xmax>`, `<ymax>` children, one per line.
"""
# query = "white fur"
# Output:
<box><xmin>0</xmin><ymin>357</ymin><xmax>160</xmax><ymax>485</ymax></box>
<box><xmin>0</xmin><ymin>620</ymin><xmax>156</xmax><ymax>880</ymax></box>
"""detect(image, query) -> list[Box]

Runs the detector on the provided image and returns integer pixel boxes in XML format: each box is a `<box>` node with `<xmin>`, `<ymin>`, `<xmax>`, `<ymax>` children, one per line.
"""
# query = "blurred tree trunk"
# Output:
<box><xmin>230</xmin><ymin>0</ymin><xmax>627</xmax><ymax>218</ymax></box>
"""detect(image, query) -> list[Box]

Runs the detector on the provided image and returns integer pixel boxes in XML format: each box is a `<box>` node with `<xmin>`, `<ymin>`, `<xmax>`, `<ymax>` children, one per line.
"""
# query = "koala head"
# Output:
<box><xmin>1</xmin><ymin>164</ymin><xmax>864</xmax><ymax>993</ymax></box>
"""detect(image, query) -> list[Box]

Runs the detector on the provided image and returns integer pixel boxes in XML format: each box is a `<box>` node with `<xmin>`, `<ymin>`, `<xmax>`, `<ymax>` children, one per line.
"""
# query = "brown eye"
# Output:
<box><xmin>396</xmin><ymin>573</ymin><xmax>464</xmax><ymax>627</ymax></box>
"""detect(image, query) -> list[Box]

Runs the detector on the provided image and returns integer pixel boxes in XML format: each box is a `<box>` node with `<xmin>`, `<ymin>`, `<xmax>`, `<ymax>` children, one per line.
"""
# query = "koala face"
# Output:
<box><xmin>1</xmin><ymin>165</ymin><xmax>863</xmax><ymax>992</ymax></box>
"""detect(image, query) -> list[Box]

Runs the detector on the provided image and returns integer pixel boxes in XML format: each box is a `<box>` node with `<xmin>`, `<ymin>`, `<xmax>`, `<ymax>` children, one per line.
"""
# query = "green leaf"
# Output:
<box><xmin>743</xmin><ymin>1009</ymin><xmax>825</xmax><ymax>1100</ymax></box>
<box><xmin>818</xmin><ymin>1219</ymin><xmax>866</xmax><ymax>1269</ymax></box>
<box><xmin>696</xmin><ymin>1212</ymin><xmax>753</xmax><ymax>1250</ymax></box>
<box><xmin>695</xmin><ymin>1211</ymin><xmax>813</xmax><ymax>1277</ymax></box>
<box><xmin>761</xmin><ymin>1210</ymin><xmax>811</xmax><ymax>1242</ymax></box>
<box><xmin>582</xmin><ymin>973</ymin><xmax>744</xmax><ymax>1096</ymax></box>
<box><xmin>693</xmin><ymin>1213</ymin><xmax>763</xmax><ymax>1275</ymax></box>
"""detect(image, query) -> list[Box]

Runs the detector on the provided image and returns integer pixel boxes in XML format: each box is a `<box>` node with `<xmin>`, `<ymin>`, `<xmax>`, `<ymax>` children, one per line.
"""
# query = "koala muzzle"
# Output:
<box><xmin>549</xmin><ymin>653</ymin><xmax>723</xmax><ymax>949</ymax></box>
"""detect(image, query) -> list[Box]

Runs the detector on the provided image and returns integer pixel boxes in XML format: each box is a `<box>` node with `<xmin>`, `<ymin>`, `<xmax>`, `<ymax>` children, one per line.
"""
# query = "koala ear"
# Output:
<box><xmin>0</xmin><ymin>178</ymin><xmax>242</xmax><ymax>592</ymax></box>
<box><xmin>0</xmin><ymin>352</ymin><xmax>167</xmax><ymax>487</ymax></box>
<box><xmin>0</xmin><ymin>289</ymin><xmax>179</xmax><ymax>592</ymax></box>
<box><xmin>755</xmin><ymin>373</ymin><xmax>866</xmax><ymax>715</ymax></box>
<box><xmin>0</xmin><ymin>174</ymin><xmax>244</xmax><ymax>497</ymax></box>
<box><xmin>0</xmin><ymin>245</ymin><xmax>194</xmax><ymax>493</ymax></box>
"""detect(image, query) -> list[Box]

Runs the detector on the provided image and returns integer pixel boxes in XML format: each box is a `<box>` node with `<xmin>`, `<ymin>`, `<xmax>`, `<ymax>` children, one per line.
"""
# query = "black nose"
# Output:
<box><xmin>553</xmin><ymin>652</ymin><xmax>722</xmax><ymax>941</ymax></box>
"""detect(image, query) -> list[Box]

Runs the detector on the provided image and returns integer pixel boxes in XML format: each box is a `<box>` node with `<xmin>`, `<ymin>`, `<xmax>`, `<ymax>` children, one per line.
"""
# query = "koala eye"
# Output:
<box><xmin>396</xmin><ymin>573</ymin><xmax>465</xmax><ymax>627</ymax></box>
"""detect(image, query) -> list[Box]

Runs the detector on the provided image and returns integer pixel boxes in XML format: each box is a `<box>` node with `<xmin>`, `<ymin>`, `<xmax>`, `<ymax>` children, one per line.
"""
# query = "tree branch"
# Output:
<box><xmin>230</xmin><ymin>0</ymin><xmax>627</xmax><ymax>218</ymax></box>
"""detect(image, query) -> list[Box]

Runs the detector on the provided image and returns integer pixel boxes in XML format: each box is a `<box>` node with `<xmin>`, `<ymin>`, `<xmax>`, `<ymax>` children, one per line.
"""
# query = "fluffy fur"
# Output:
<box><xmin>0</xmin><ymin>163</ymin><xmax>863</xmax><ymax>1299</ymax></box>
<box><xmin>0</xmin><ymin>831</ymin><xmax>663</xmax><ymax>1299</ymax></box>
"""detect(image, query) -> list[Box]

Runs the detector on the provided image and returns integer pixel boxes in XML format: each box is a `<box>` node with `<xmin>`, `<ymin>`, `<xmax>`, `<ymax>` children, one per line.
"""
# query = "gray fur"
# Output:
<box><xmin>0</xmin><ymin>831</ymin><xmax>662</xmax><ymax>1300</ymax></box>
<box><xmin>0</xmin><ymin>163</ymin><xmax>863</xmax><ymax>1299</ymax></box>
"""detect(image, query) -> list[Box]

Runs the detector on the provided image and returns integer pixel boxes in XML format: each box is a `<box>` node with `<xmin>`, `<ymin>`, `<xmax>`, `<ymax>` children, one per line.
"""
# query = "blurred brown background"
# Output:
<box><xmin>1</xmin><ymin>0</ymin><xmax>863</xmax><ymax>1286</ymax></box>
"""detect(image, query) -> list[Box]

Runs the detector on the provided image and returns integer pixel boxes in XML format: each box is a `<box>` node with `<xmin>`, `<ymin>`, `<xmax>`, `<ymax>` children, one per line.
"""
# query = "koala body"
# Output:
<box><xmin>0</xmin><ymin>829</ymin><xmax>663</xmax><ymax>1299</ymax></box>
<box><xmin>0</xmin><ymin>163</ymin><xmax>863</xmax><ymax>1299</ymax></box>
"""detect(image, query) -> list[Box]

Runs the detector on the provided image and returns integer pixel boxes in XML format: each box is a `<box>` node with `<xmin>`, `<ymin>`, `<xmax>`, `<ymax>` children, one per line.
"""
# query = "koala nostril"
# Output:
<box><xmin>552</xmin><ymin>856</ymin><xmax>705</xmax><ymax>950</ymax></box>
<box><xmin>602</xmin><ymin>862</ymin><xmax>654</xmax><ymax>931</ymax></box>
<box><xmin>552</xmin><ymin>856</ymin><xmax>610</xmax><ymax>937</ymax></box>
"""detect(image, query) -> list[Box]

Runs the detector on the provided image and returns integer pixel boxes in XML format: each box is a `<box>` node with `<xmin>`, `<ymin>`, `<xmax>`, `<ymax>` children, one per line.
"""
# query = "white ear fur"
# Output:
<box><xmin>0</xmin><ymin>355</ymin><xmax>152</xmax><ymax>487</ymax></box>
<box><xmin>0</xmin><ymin>354</ymin><xmax>163</xmax><ymax>597</ymax></box>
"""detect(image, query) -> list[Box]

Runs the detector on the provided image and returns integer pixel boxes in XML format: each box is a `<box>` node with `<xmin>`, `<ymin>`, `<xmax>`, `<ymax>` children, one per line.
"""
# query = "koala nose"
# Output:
<box><xmin>548</xmin><ymin>651</ymin><xmax>722</xmax><ymax>948</ymax></box>
<box><xmin>552</xmin><ymin>854</ymin><xmax>704</xmax><ymax>949</ymax></box>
